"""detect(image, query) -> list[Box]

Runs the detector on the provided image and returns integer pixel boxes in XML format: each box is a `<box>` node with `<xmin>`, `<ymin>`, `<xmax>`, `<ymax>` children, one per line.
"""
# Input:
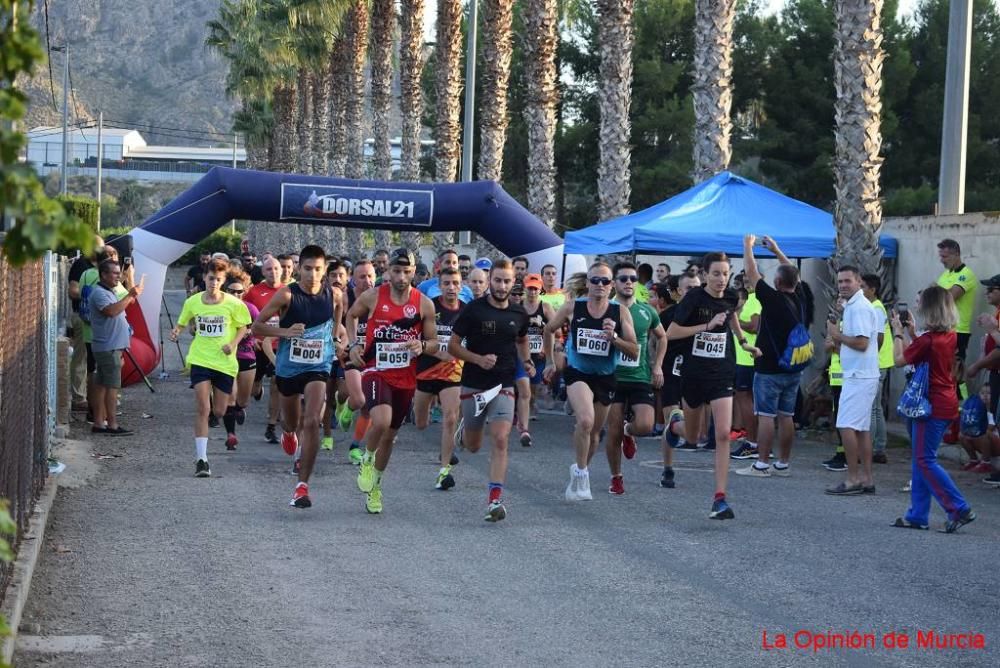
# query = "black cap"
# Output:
<box><xmin>415</xmin><ymin>262</ymin><xmax>429</xmax><ymax>275</ymax></box>
<box><xmin>389</xmin><ymin>247</ymin><xmax>416</xmax><ymax>267</ymax></box>
<box><xmin>981</xmin><ymin>274</ymin><xmax>1000</xmax><ymax>288</ymax></box>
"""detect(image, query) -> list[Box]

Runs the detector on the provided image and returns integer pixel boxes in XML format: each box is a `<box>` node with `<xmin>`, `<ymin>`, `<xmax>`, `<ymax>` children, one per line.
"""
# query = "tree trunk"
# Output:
<box><xmin>595</xmin><ymin>0</ymin><xmax>634</xmax><ymax>221</ymax></box>
<box><xmin>432</xmin><ymin>0</ymin><xmax>465</xmax><ymax>253</ymax></box>
<box><xmin>370</xmin><ymin>0</ymin><xmax>395</xmax><ymax>183</ymax></box>
<box><xmin>328</xmin><ymin>37</ymin><xmax>351</xmax><ymax>178</ymax></box>
<box><xmin>832</xmin><ymin>0</ymin><xmax>885</xmax><ymax>275</ymax></box>
<box><xmin>691</xmin><ymin>0</ymin><xmax>735</xmax><ymax>183</ymax></box>
<box><xmin>343</xmin><ymin>0</ymin><xmax>372</xmax><ymax>255</ymax></box>
<box><xmin>313</xmin><ymin>63</ymin><xmax>331</xmax><ymax>176</ymax></box>
<box><xmin>271</xmin><ymin>82</ymin><xmax>301</xmax><ymax>253</ymax></box>
<box><xmin>297</xmin><ymin>68</ymin><xmax>314</xmax><ymax>175</ymax></box>
<box><xmin>399</xmin><ymin>0</ymin><xmax>426</xmax><ymax>250</ymax></box>
<box><xmin>522</xmin><ymin>0</ymin><xmax>559</xmax><ymax>229</ymax></box>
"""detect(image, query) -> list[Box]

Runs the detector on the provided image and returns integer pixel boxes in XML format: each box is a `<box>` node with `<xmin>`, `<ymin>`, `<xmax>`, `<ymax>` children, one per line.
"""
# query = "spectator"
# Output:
<box><xmin>731</xmin><ymin>273</ymin><xmax>761</xmax><ymax>460</ymax></box>
<box><xmin>372</xmin><ymin>249</ymin><xmax>390</xmax><ymax>283</ymax></box>
<box><xmin>186</xmin><ymin>253</ymin><xmax>210</xmax><ymax>295</ymax></box>
<box><xmin>277</xmin><ymin>254</ymin><xmax>295</xmax><ymax>284</ymax></box>
<box><xmin>458</xmin><ymin>254</ymin><xmax>473</xmax><ymax>280</ymax></box>
<box><xmin>414</xmin><ymin>262</ymin><xmax>431</xmax><ymax>286</ymax></box>
<box><xmin>655</xmin><ymin>263</ymin><xmax>670</xmax><ymax>283</ymax></box>
<box><xmin>861</xmin><ymin>273</ymin><xmax>893</xmax><ymax>463</ymax></box>
<box><xmin>889</xmin><ymin>286</ymin><xmax>976</xmax><ymax>532</ymax></box>
<box><xmin>89</xmin><ymin>259</ymin><xmax>144</xmax><ymax>435</ymax></box>
<box><xmin>825</xmin><ymin>266</ymin><xmax>880</xmax><ymax>496</ymax></box>
<box><xmin>67</xmin><ymin>235</ymin><xmax>103</xmax><ymax>409</ymax></box>
<box><xmin>635</xmin><ymin>263</ymin><xmax>653</xmax><ymax>302</ymax></box>
<box><xmin>418</xmin><ymin>249</ymin><xmax>474</xmax><ymax>302</ymax></box>
<box><xmin>736</xmin><ymin>235</ymin><xmax>811</xmax><ymax>476</ymax></box>
<box><xmin>935</xmin><ymin>238</ymin><xmax>977</xmax><ymax>359</ymax></box>
<box><xmin>512</xmin><ymin>256</ymin><xmax>529</xmax><ymax>280</ymax></box>
<box><xmin>968</xmin><ymin>273</ymin><xmax>1000</xmax><ymax>486</ymax></box>
<box><xmin>474</xmin><ymin>257</ymin><xmax>493</xmax><ymax>271</ymax></box>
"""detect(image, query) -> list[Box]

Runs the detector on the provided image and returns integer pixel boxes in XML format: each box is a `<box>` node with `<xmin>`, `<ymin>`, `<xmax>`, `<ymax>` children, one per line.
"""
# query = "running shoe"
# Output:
<box><xmin>822</xmin><ymin>452</ymin><xmax>847</xmax><ymax>471</ymax></box>
<box><xmin>195</xmin><ymin>459</ymin><xmax>211</xmax><ymax>478</ymax></box>
<box><xmin>291</xmin><ymin>458</ymin><xmax>301</xmax><ymax>475</ymax></box>
<box><xmin>698</xmin><ymin>438</ymin><xmax>716</xmax><ymax>451</ymax></box>
<box><xmin>730</xmin><ymin>441</ymin><xmax>758</xmax><ymax>460</ymax></box>
<box><xmin>290</xmin><ymin>482</ymin><xmax>311</xmax><ymax>509</ymax></box>
<box><xmin>578</xmin><ymin>468</ymin><xmax>593</xmax><ymax>500</ymax></box>
<box><xmin>357</xmin><ymin>456</ymin><xmax>376</xmax><ymax>492</ymax></box>
<box><xmin>485</xmin><ymin>500</ymin><xmax>507</xmax><ymax>522</ymax></box>
<box><xmin>431</xmin><ymin>406</ymin><xmax>443</xmax><ymax>424</ymax></box>
<box><xmin>961</xmin><ymin>459</ymin><xmax>982</xmax><ymax>471</ymax></box>
<box><xmin>872</xmin><ymin>452</ymin><xmax>888</xmax><ymax>464</ymax></box>
<box><xmin>664</xmin><ymin>410</ymin><xmax>684</xmax><ymax>448</ymax></box>
<box><xmin>709</xmin><ymin>498</ymin><xmax>734</xmax><ymax>520</ymax></box>
<box><xmin>208</xmin><ymin>414</ymin><xmax>219</xmax><ymax>428</ymax></box>
<box><xmin>771</xmin><ymin>463</ymin><xmax>791</xmax><ymax>477</ymax></box>
<box><xmin>520</xmin><ymin>430</ymin><xmax>532</xmax><ymax>448</ymax></box>
<box><xmin>280</xmin><ymin>430</ymin><xmax>298</xmax><ymax>456</ymax></box>
<box><xmin>366</xmin><ymin>484</ymin><xmax>383</xmax><ymax>514</ymax></box>
<box><xmin>453</xmin><ymin>417</ymin><xmax>465</xmax><ymax>451</ymax></box>
<box><xmin>660</xmin><ymin>468</ymin><xmax>675</xmax><ymax>489</ymax></box>
<box><xmin>983</xmin><ymin>472</ymin><xmax>1000</xmax><ymax>487</ymax></box>
<box><xmin>337</xmin><ymin>402</ymin><xmax>353</xmax><ymax>431</ymax></box>
<box><xmin>225</xmin><ymin>434</ymin><xmax>238</xmax><ymax>451</ymax></box>
<box><xmin>943</xmin><ymin>508</ymin><xmax>976</xmax><ymax>534</ymax></box>
<box><xmin>735</xmin><ymin>463</ymin><xmax>771</xmax><ymax>478</ymax></box>
<box><xmin>265</xmin><ymin>425</ymin><xmax>279</xmax><ymax>444</ymax></box>
<box><xmin>321</xmin><ymin>435</ymin><xmax>334</xmax><ymax>451</ymax></box>
<box><xmin>565</xmin><ymin>465</ymin><xmax>582</xmax><ymax>501</ymax></box>
<box><xmin>676</xmin><ymin>439</ymin><xmax>698</xmax><ymax>451</ymax></box>
<box><xmin>973</xmin><ymin>461</ymin><xmax>993</xmax><ymax>474</ymax></box>
<box><xmin>435</xmin><ymin>466</ymin><xmax>455</xmax><ymax>490</ymax></box>
<box><xmin>609</xmin><ymin>476</ymin><xmax>625</xmax><ymax>496</ymax></box>
<box><xmin>348</xmin><ymin>444</ymin><xmax>364</xmax><ymax>465</ymax></box>
<box><xmin>449</xmin><ymin>452</ymin><xmax>460</xmax><ymax>466</ymax></box>
<box><xmin>622</xmin><ymin>430</ymin><xmax>637</xmax><ymax>460</ymax></box>
<box><xmin>235</xmin><ymin>407</ymin><xmax>246</xmax><ymax>425</ymax></box>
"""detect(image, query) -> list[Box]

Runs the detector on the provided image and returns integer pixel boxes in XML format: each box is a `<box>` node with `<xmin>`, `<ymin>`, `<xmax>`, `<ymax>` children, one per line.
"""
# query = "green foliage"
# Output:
<box><xmin>56</xmin><ymin>195</ymin><xmax>100</xmax><ymax>232</ymax></box>
<box><xmin>0</xmin><ymin>0</ymin><xmax>93</xmax><ymax>265</ymax></box>
<box><xmin>0</xmin><ymin>499</ymin><xmax>15</xmax><ymax>668</ymax></box>
<box><xmin>177</xmin><ymin>228</ymin><xmax>244</xmax><ymax>265</ymax></box>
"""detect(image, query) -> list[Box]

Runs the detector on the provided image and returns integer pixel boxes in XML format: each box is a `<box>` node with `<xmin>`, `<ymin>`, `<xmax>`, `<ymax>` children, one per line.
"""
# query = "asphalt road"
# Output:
<box><xmin>14</xmin><ymin>289</ymin><xmax>999</xmax><ymax>667</ymax></box>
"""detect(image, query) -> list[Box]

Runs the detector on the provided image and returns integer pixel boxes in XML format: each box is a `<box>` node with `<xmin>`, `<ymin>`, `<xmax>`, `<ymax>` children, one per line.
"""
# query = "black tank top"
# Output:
<box><xmin>524</xmin><ymin>301</ymin><xmax>548</xmax><ymax>358</ymax></box>
<box><xmin>347</xmin><ymin>287</ymin><xmax>369</xmax><ymax>338</ymax></box>
<box><xmin>567</xmin><ymin>299</ymin><xmax>622</xmax><ymax>374</ymax></box>
<box><xmin>416</xmin><ymin>297</ymin><xmax>463</xmax><ymax>373</ymax></box>
<box><xmin>279</xmin><ymin>283</ymin><xmax>334</xmax><ymax>329</ymax></box>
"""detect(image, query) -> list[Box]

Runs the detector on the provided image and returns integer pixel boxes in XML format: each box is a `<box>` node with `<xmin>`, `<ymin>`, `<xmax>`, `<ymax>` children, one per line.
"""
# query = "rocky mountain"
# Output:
<box><xmin>23</xmin><ymin>0</ymin><xmax>236</xmax><ymax>144</ymax></box>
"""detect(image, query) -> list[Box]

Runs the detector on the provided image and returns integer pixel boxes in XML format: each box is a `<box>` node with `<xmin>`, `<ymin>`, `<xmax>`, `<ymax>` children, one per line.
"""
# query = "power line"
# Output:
<box><xmin>102</xmin><ymin>123</ymin><xmax>237</xmax><ymax>146</ymax></box>
<box><xmin>102</xmin><ymin>119</ymin><xmax>234</xmax><ymax>140</ymax></box>
<box><xmin>43</xmin><ymin>0</ymin><xmax>58</xmax><ymax>112</ymax></box>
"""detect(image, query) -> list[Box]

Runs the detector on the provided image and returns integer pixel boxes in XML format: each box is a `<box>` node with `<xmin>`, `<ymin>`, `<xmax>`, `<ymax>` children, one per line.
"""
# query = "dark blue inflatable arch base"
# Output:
<box><xmin>127</xmin><ymin>166</ymin><xmax>584</xmax><ymax>379</ymax></box>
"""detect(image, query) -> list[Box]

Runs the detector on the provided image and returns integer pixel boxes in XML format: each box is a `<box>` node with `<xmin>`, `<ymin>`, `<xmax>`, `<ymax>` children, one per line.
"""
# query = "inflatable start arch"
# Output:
<box><xmin>125</xmin><ymin>167</ymin><xmax>581</xmax><ymax>383</ymax></box>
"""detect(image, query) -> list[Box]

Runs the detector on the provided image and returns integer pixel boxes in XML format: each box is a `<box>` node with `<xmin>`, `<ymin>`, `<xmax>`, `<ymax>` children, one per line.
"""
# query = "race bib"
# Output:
<box><xmin>472</xmin><ymin>385</ymin><xmax>502</xmax><ymax>417</ymax></box>
<box><xmin>671</xmin><ymin>355</ymin><xmax>683</xmax><ymax>377</ymax></box>
<box><xmin>266</xmin><ymin>315</ymin><xmax>280</xmax><ymax>328</ymax></box>
<box><xmin>289</xmin><ymin>338</ymin><xmax>325</xmax><ymax>364</ymax></box>
<box><xmin>437</xmin><ymin>335</ymin><xmax>451</xmax><ymax>353</ymax></box>
<box><xmin>528</xmin><ymin>334</ymin><xmax>544</xmax><ymax>354</ymax></box>
<box><xmin>196</xmin><ymin>315</ymin><xmax>226</xmax><ymax>338</ymax></box>
<box><xmin>617</xmin><ymin>343</ymin><xmax>641</xmax><ymax>368</ymax></box>
<box><xmin>576</xmin><ymin>328</ymin><xmax>610</xmax><ymax>356</ymax></box>
<box><xmin>376</xmin><ymin>342</ymin><xmax>411</xmax><ymax>370</ymax></box>
<box><xmin>693</xmin><ymin>331</ymin><xmax>727</xmax><ymax>359</ymax></box>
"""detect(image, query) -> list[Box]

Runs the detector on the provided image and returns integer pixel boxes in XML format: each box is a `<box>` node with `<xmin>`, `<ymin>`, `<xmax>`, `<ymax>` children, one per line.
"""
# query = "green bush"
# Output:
<box><xmin>56</xmin><ymin>195</ymin><xmax>100</xmax><ymax>232</ymax></box>
<box><xmin>176</xmin><ymin>228</ymin><xmax>244</xmax><ymax>265</ymax></box>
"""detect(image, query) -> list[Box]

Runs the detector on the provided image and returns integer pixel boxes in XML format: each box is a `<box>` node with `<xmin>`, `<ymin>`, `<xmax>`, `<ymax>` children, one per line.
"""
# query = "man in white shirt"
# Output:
<box><xmin>826</xmin><ymin>265</ymin><xmax>880</xmax><ymax>495</ymax></box>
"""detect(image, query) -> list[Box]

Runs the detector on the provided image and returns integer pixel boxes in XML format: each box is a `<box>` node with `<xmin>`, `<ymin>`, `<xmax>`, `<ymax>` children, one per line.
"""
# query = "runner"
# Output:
<box><xmin>604</xmin><ymin>262</ymin><xmax>666</xmax><ymax>495</ymax></box>
<box><xmin>522</xmin><ymin>273</ymin><xmax>555</xmax><ymax>433</ymax></box>
<box><xmin>417</xmin><ymin>249</ymin><xmax>475</xmax><ymax>302</ymax></box>
<box><xmin>664</xmin><ymin>252</ymin><xmax>761</xmax><ymax>519</ymax></box>
<box><xmin>341</xmin><ymin>259</ymin><xmax>377</xmax><ymax>464</ymax></box>
<box><xmin>321</xmin><ymin>259</ymin><xmax>351</xmax><ymax>452</ymax></box>
<box><xmin>539</xmin><ymin>264</ymin><xmax>565</xmax><ymax>309</ymax></box>
<box><xmin>413</xmin><ymin>267</ymin><xmax>465</xmax><ymax>490</ymax></box>
<box><xmin>222</xmin><ymin>272</ymin><xmax>264</xmax><ymax>451</ymax></box>
<box><xmin>243</xmin><ymin>256</ymin><xmax>284</xmax><ymax>444</ymax></box>
<box><xmin>251</xmin><ymin>246</ymin><xmax>343</xmax><ymax>508</ymax></box>
<box><xmin>658</xmin><ymin>273</ymin><xmax>700</xmax><ymax>487</ymax></box>
<box><xmin>508</xmin><ymin>282</ymin><xmax>534</xmax><ymax>445</ymax></box>
<box><xmin>171</xmin><ymin>259</ymin><xmax>251</xmax><ymax>477</ymax></box>
<box><xmin>450</xmin><ymin>259</ymin><xmax>532</xmax><ymax>521</ymax></box>
<box><xmin>347</xmin><ymin>248</ymin><xmax>437</xmax><ymax>514</ymax></box>
<box><xmin>543</xmin><ymin>262</ymin><xmax>638</xmax><ymax>501</ymax></box>
<box><xmin>467</xmin><ymin>268</ymin><xmax>488</xmax><ymax>299</ymax></box>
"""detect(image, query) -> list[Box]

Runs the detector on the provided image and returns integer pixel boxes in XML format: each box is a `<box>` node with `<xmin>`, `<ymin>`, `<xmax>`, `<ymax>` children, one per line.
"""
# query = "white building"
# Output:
<box><xmin>25</xmin><ymin>126</ymin><xmax>246</xmax><ymax>183</ymax></box>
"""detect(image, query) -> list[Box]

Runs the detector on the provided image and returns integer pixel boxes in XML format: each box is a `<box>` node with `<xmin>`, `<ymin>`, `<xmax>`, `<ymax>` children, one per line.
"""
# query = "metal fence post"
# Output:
<box><xmin>44</xmin><ymin>251</ymin><xmax>57</xmax><ymax>441</ymax></box>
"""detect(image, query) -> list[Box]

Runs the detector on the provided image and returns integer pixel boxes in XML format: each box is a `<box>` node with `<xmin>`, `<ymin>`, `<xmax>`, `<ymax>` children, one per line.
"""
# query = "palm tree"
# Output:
<box><xmin>831</xmin><ymin>0</ymin><xmax>885</xmax><ymax>274</ymax></box>
<box><xmin>432</xmin><ymin>0</ymin><xmax>465</xmax><ymax>252</ymax></box>
<box><xmin>399</xmin><ymin>0</ymin><xmax>426</xmax><ymax>250</ymax></box>
<box><xmin>344</xmin><ymin>0</ymin><xmax>371</xmax><ymax>254</ymax></box>
<box><xmin>312</xmin><ymin>63</ymin><xmax>331</xmax><ymax>175</ymax></box>
<box><xmin>328</xmin><ymin>33</ymin><xmax>351</xmax><ymax>178</ymax></box>
<box><xmin>296</xmin><ymin>68</ymin><xmax>314</xmax><ymax>174</ymax></box>
<box><xmin>522</xmin><ymin>0</ymin><xmax>559</xmax><ymax>229</ymax></box>
<box><xmin>369</xmin><ymin>0</ymin><xmax>395</xmax><ymax>253</ymax></box>
<box><xmin>691</xmin><ymin>0</ymin><xmax>735</xmax><ymax>182</ymax></box>
<box><xmin>595</xmin><ymin>0</ymin><xmax>634</xmax><ymax>221</ymax></box>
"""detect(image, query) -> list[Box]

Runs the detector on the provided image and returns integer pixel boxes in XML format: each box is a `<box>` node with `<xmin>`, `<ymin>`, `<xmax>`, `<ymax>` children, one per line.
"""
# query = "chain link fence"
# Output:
<box><xmin>0</xmin><ymin>254</ymin><xmax>52</xmax><ymax>597</ymax></box>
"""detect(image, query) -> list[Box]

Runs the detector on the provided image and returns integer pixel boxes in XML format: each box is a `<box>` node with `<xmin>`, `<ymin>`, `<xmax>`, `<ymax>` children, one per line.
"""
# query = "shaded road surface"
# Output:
<box><xmin>15</xmin><ymin>290</ymin><xmax>999</xmax><ymax>667</ymax></box>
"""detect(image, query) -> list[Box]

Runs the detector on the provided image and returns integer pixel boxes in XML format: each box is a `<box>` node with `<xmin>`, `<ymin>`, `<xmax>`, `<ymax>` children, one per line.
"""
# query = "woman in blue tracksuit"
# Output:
<box><xmin>890</xmin><ymin>285</ymin><xmax>975</xmax><ymax>533</ymax></box>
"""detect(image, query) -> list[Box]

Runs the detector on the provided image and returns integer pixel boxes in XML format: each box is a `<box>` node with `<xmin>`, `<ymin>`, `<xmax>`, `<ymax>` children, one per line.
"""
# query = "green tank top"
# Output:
<box><xmin>615</xmin><ymin>301</ymin><xmax>659</xmax><ymax>384</ymax></box>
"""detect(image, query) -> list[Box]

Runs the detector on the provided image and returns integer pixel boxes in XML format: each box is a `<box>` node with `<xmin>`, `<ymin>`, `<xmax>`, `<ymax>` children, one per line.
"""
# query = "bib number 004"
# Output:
<box><xmin>289</xmin><ymin>338</ymin><xmax>324</xmax><ymax>364</ymax></box>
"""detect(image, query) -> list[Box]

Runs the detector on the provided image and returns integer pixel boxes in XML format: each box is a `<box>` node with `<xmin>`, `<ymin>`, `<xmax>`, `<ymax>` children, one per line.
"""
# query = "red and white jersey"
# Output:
<box><xmin>362</xmin><ymin>284</ymin><xmax>424</xmax><ymax>389</ymax></box>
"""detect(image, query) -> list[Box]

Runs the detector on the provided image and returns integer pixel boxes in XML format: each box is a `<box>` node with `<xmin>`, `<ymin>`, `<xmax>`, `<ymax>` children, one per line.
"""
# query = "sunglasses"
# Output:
<box><xmin>616</xmin><ymin>275</ymin><xmax>638</xmax><ymax>283</ymax></box>
<box><xmin>228</xmin><ymin>288</ymin><xmax>245</xmax><ymax>295</ymax></box>
<box><xmin>589</xmin><ymin>277</ymin><xmax>612</xmax><ymax>286</ymax></box>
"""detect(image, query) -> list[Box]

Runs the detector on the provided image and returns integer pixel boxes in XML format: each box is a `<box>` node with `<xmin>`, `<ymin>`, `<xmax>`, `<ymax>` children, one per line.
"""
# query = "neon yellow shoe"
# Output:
<box><xmin>357</xmin><ymin>455</ymin><xmax>375</xmax><ymax>492</ymax></box>
<box><xmin>348</xmin><ymin>444</ymin><xmax>364</xmax><ymax>465</ymax></box>
<box><xmin>337</xmin><ymin>402</ymin><xmax>353</xmax><ymax>431</ymax></box>
<box><xmin>365</xmin><ymin>484</ymin><xmax>383</xmax><ymax>514</ymax></box>
<box><xmin>320</xmin><ymin>435</ymin><xmax>334</xmax><ymax>451</ymax></box>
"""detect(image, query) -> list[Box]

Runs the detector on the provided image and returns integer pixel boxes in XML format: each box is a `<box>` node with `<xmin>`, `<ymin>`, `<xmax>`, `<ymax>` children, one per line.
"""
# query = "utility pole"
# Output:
<box><xmin>938</xmin><ymin>0</ymin><xmax>973</xmax><ymax>215</ymax></box>
<box><xmin>96</xmin><ymin>111</ymin><xmax>103</xmax><ymax>230</ymax></box>
<box><xmin>458</xmin><ymin>0</ymin><xmax>479</xmax><ymax>246</ymax></box>
<box><xmin>58</xmin><ymin>43</ymin><xmax>69</xmax><ymax>195</ymax></box>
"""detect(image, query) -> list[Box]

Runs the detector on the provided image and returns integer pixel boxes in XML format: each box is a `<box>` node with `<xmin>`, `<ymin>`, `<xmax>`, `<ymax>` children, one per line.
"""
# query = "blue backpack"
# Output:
<box><xmin>765</xmin><ymin>295</ymin><xmax>814</xmax><ymax>372</ymax></box>
<box><xmin>78</xmin><ymin>282</ymin><xmax>96</xmax><ymax>324</ymax></box>
<box><xmin>960</xmin><ymin>394</ymin><xmax>988</xmax><ymax>437</ymax></box>
<box><xmin>897</xmin><ymin>363</ymin><xmax>932</xmax><ymax>421</ymax></box>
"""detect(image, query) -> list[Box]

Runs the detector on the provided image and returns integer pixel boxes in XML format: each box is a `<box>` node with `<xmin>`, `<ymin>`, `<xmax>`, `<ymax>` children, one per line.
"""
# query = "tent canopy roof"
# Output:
<box><xmin>564</xmin><ymin>171</ymin><xmax>897</xmax><ymax>259</ymax></box>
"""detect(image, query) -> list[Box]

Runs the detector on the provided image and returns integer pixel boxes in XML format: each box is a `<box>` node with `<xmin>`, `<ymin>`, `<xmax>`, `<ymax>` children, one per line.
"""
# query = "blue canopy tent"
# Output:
<box><xmin>564</xmin><ymin>171</ymin><xmax>898</xmax><ymax>259</ymax></box>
